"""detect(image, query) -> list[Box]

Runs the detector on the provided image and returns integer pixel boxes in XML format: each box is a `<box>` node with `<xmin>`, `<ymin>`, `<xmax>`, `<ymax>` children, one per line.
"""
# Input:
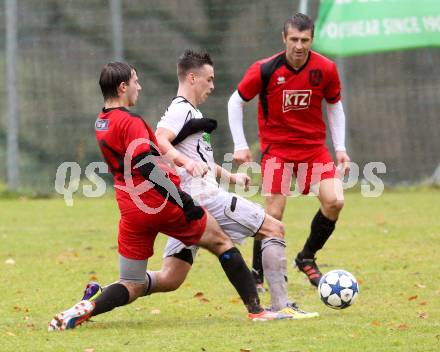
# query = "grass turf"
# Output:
<box><xmin>1</xmin><ymin>188</ymin><xmax>439</xmax><ymax>351</ymax></box>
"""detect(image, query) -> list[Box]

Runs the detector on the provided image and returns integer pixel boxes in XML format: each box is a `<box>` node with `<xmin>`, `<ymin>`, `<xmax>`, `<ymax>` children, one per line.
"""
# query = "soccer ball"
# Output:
<box><xmin>318</xmin><ymin>270</ymin><xmax>359</xmax><ymax>309</ymax></box>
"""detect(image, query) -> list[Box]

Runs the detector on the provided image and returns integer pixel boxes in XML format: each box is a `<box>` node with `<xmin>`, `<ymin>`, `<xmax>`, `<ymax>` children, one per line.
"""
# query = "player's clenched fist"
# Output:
<box><xmin>185</xmin><ymin>160</ymin><xmax>209</xmax><ymax>177</ymax></box>
<box><xmin>233</xmin><ymin>149</ymin><xmax>253</xmax><ymax>164</ymax></box>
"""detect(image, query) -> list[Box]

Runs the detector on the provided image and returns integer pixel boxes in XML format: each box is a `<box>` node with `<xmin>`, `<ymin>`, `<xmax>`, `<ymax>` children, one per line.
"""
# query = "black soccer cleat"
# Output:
<box><xmin>294</xmin><ymin>255</ymin><xmax>322</xmax><ymax>287</ymax></box>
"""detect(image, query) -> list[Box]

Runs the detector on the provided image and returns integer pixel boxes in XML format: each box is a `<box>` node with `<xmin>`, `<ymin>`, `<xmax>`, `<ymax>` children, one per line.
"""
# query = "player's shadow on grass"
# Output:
<box><xmin>85</xmin><ymin>315</ymin><xmax>237</xmax><ymax>330</ymax></box>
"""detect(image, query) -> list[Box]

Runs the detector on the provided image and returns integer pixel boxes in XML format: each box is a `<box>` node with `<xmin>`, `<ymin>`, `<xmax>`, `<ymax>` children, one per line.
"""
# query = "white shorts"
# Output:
<box><xmin>163</xmin><ymin>189</ymin><xmax>266</xmax><ymax>261</ymax></box>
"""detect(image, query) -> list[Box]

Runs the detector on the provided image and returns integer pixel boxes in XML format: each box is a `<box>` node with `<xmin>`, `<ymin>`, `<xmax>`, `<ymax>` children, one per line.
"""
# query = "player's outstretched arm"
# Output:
<box><xmin>215</xmin><ymin>164</ymin><xmax>250</xmax><ymax>191</ymax></box>
<box><xmin>156</xmin><ymin>127</ymin><xmax>208</xmax><ymax>177</ymax></box>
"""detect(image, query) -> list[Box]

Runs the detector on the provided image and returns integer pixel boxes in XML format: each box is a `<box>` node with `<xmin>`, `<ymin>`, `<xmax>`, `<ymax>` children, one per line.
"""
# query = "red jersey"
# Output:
<box><xmin>95</xmin><ymin>107</ymin><xmax>180</xmax><ymax>206</ymax></box>
<box><xmin>237</xmin><ymin>50</ymin><xmax>341</xmax><ymax>148</ymax></box>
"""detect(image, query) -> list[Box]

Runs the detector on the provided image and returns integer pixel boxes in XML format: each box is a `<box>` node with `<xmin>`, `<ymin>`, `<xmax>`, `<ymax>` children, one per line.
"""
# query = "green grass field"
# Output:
<box><xmin>1</xmin><ymin>189</ymin><xmax>439</xmax><ymax>351</ymax></box>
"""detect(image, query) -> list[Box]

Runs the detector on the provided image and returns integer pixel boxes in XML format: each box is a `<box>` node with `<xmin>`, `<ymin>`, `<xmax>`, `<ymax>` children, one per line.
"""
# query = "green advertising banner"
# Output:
<box><xmin>313</xmin><ymin>0</ymin><xmax>440</xmax><ymax>57</ymax></box>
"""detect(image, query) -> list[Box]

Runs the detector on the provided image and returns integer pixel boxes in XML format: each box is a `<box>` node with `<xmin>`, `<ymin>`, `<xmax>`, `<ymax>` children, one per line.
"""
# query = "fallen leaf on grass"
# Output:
<box><xmin>408</xmin><ymin>295</ymin><xmax>418</xmax><ymax>301</ymax></box>
<box><xmin>240</xmin><ymin>349</ymin><xmax>251</xmax><ymax>352</ymax></box>
<box><xmin>84</xmin><ymin>348</ymin><xmax>94</xmax><ymax>352</ymax></box>
<box><xmin>150</xmin><ymin>309</ymin><xmax>161</xmax><ymax>315</ymax></box>
<box><xmin>89</xmin><ymin>275</ymin><xmax>98</xmax><ymax>281</ymax></box>
<box><xmin>418</xmin><ymin>312</ymin><xmax>428</xmax><ymax>319</ymax></box>
<box><xmin>419</xmin><ymin>301</ymin><xmax>427</xmax><ymax>306</ymax></box>
<box><xmin>376</xmin><ymin>217</ymin><xmax>386</xmax><ymax>226</ymax></box>
<box><xmin>357</xmin><ymin>278</ymin><xmax>364</xmax><ymax>285</ymax></box>
<box><xmin>13</xmin><ymin>306</ymin><xmax>21</xmax><ymax>312</ymax></box>
<box><xmin>57</xmin><ymin>249</ymin><xmax>80</xmax><ymax>264</ymax></box>
<box><xmin>6</xmin><ymin>331</ymin><xmax>16</xmax><ymax>336</ymax></box>
<box><xmin>230</xmin><ymin>297</ymin><xmax>241</xmax><ymax>304</ymax></box>
<box><xmin>5</xmin><ymin>258</ymin><xmax>15</xmax><ymax>265</ymax></box>
<box><xmin>370</xmin><ymin>321</ymin><xmax>381</xmax><ymax>327</ymax></box>
<box><xmin>194</xmin><ymin>292</ymin><xmax>210</xmax><ymax>303</ymax></box>
<box><xmin>415</xmin><ymin>284</ymin><xmax>426</xmax><ymax>289</ymax></box>
<box><xmin>398</xmin><ymin>324</ymin><xmax>409</xmax><ymax>330</ymax></box>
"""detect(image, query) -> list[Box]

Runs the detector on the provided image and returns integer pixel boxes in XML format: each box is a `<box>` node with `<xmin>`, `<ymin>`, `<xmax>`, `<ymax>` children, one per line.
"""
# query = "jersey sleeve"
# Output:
<box><xmin>323</xmin><ymin>62</ymin><xmax>341</xmax><ymax>104</ymax></box>
<box><xmin>156</xmin><ymin>103</ymin><xmax>190</xmax><ymax>136</ymax></box>
<box><xmin>123</xmin><ymin>116</ymin><xmax>152</xmax><ymax>158</ymax></box>
<box><xmin>237</xmin><ymin>61</ymin><xmax>262</xmax><ymax>102</ymax></box>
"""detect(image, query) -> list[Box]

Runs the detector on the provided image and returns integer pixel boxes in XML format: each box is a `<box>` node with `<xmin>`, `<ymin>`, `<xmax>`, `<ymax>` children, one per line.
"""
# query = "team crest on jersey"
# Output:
<box><xmin>283</xmin><ymin>90</ymin><xmax>312</xmax><ymax>112</ymax></box>
<box><xmin>309</xmin><ymin>69</ymin><xmax>323</xmax><ymax>86</ymax></box>
<box><xmin>277</xmin><ymin>76</ymin><xmax>286</xmax><ymax>85</ymax></box>
<box><xmin>95</xmin><ymin>119</ymin><xmax>109</xmax><ymax>131</ymax></box>
<box><xmin>202</xmin><ymin>132</ymin><xmax>211</xmax><ymax>145</ymax></box>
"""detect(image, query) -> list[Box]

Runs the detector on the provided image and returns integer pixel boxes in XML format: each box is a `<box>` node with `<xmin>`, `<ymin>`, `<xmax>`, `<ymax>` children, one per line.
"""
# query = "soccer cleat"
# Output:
<box><xmin>294</xmin><ymin>255</ymin><xmax>322</xmax><ymax>287</ymax></box>
<box><xmin>279</xmin><ymin>302</ymin><xmax>319</xmax><ymax>320</ymax></box>
<box><xmin>248</xmin><ymin>309</ymin><xmax>292</xmax><ymax>321</ymax></box>
<box><xmin>82</xmin><ymin>282</ymin><xmax>102</xmax><ymax>301</ymax></box>
<box><xmin>48</xmin><ymin>300</ymin><xmax>94</xmax><ymax>332</ymax></box>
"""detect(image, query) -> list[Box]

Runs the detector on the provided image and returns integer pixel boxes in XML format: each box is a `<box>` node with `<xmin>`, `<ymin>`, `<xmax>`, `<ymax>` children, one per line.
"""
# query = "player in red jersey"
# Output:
<box><xmin>228</xmin><ymin>13</ymin><xmax>351</xmax><ymax>287</ymax></box>
<box><xmin>49</xmin><ymin>62</ymin><xmax>286</xmax><ymax>331</ymax></box>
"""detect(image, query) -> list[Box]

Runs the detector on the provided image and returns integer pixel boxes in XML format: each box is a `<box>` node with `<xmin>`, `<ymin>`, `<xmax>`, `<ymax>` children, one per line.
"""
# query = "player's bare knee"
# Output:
<box><xmin>160</xmin><ymin>276</ymin><xmax>183</xmax><ymax>292</ymax></box>
<box><xmin>210</xmin><ymin>231</ymin><xmax>233</xmax><ymax>255</ymax></box>
<box><xmin>259</xmin><ymin>215</ymin><xmax>285</xmax><ymax>238</ymax></box>
<box><xmin>323</xmin><ymin>198</ymin><xmax>344</xmax><ymax>215</ymax></box>
<box><xmin>268</xmin><ymin>208</ymin><xmax>284</xmax><ymax>221</ymax></box>
<box><xmin>199</xmin><ymin>227</ymin><xmax>232</xmax><ymax>255</ymax></box>
<box><xmin>268</xmin><ymin>218</ymin><xmax>285</xmax><ymax>238</ymax></box>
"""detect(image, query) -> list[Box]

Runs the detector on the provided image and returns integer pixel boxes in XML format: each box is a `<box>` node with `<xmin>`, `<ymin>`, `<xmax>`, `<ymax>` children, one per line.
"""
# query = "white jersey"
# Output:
<box><xmin>157</xmin><ymin>96</ymin><xmax>220</xmax><ymax>203</ymax></box>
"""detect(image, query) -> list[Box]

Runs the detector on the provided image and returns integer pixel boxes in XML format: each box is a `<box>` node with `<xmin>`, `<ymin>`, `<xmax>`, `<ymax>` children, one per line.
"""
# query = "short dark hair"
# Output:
<box><xmin>283</xmin><ymin>13</ymin><xmax>314</xmax><ymax>37</ymax></box>
<box><xmin>177</xmin><ymin>49</ymin><xmax>213</xmax><ymax>80</ymax></box>
<box><xmin>99</xmin><ymin>62</ymin><xmax>136</xmax><ymax>100</ymax></box>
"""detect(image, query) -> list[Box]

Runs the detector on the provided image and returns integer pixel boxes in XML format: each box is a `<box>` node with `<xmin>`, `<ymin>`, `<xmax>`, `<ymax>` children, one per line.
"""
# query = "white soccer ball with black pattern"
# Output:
<box><xmin>318</xmin><ymin>270</ymin><xmax>359</xmax><ymax>309</ymax></box>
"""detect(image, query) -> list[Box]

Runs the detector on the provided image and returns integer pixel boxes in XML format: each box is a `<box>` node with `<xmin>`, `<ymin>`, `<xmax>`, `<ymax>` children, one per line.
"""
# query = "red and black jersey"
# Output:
<box><xmin>95</xmin><ymin>107</ymin><xmax>180</xmax><ymax>191</ymax></box>
<box><xmin>237</xmin><ymin>50</ymin><xmax>341</xmax><ymax>148</ymax></box>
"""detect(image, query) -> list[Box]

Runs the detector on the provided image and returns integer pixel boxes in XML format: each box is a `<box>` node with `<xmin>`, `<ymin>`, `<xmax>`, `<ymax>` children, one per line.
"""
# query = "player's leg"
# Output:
<box><xmin>218</xmin><ymin>193</ymin><xmax>318</xmax><ymax>319</ymax></box>
<box><xmin>251</xmin><ymin>239</ymin><xmax>265</xmax><ymax>292</ymax></box>
<box><xmin>253</xmin><ymin>190</ymin><xmax>288</xmax><ymax>288</ymax></box>
<box><xmin>49</xmin><ymin>209</ymin><xmax>156</xmax><ymax>331</ymax></box>
<box><xmin>253</xmin><ymin>153</ymin><xmax>290</xmax><ymax>291</ymax></box>
<box><xmin>318</xmin><ymin>177</ymin><xmax>344</xmax><ymax>220</ymax></box>
<box><xmin>298</xmin><ymin>177</ymin><xmax>343</xmax><ymax>258</ymax></box>
<box><xmin>147</xmin><ymin>257</ymin><xmax>191</xmax><ymax>293</ymax></box>
<box><xmin>256</xmin><ymin>215</ymin><xmax>288</xmax><ymax>311</ymax></box>
<box><xmin>197</xmin><ymin>212</ymin><xmax>265</xmax><ymax>315</ymax></box>
<box><xmin>265</xmin><ymin>194</ymin><xmax>288</xmax><ymax>221</ymax></box>
<box><xmin>158</xmin><ymin>191</ymin><xmax>266</xmax><ymax>314</ymax></box>
<box><xmin>146</xmin><ymin>238</ymin><xmax>197</xmax><ymax>294</ymax></box>
<box><xmin>295</xmin><ymin>150</ymin><xmax>343</xmax><ymax>287</ymax></box>
<box><xmin>91</xmin><ymin>255</ymin><xmax>150</xmax><ymax>314</ymax></box>
<box><xmin>48</xmin><ymin>255</ymin><xmax>151</xmax><ymax>331</ymax></box>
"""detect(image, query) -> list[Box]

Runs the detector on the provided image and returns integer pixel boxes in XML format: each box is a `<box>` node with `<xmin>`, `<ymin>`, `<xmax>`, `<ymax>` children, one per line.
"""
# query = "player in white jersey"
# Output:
<box><xmin>146</xmin><ymin>49</ymin><xmax>319</xmax><ymax>318</ymax></box>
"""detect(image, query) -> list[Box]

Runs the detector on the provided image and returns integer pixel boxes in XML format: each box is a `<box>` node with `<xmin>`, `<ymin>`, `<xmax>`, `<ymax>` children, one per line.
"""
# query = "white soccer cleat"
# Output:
<box><xmin>48</xmin><ymin>300</ymin><xmax>94</xmax><ymax>332</ymax></box>
<box><xmin>248</xmin><ymin>309</ymin><xmax>292</xmax><ymax>321</ymax></box>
